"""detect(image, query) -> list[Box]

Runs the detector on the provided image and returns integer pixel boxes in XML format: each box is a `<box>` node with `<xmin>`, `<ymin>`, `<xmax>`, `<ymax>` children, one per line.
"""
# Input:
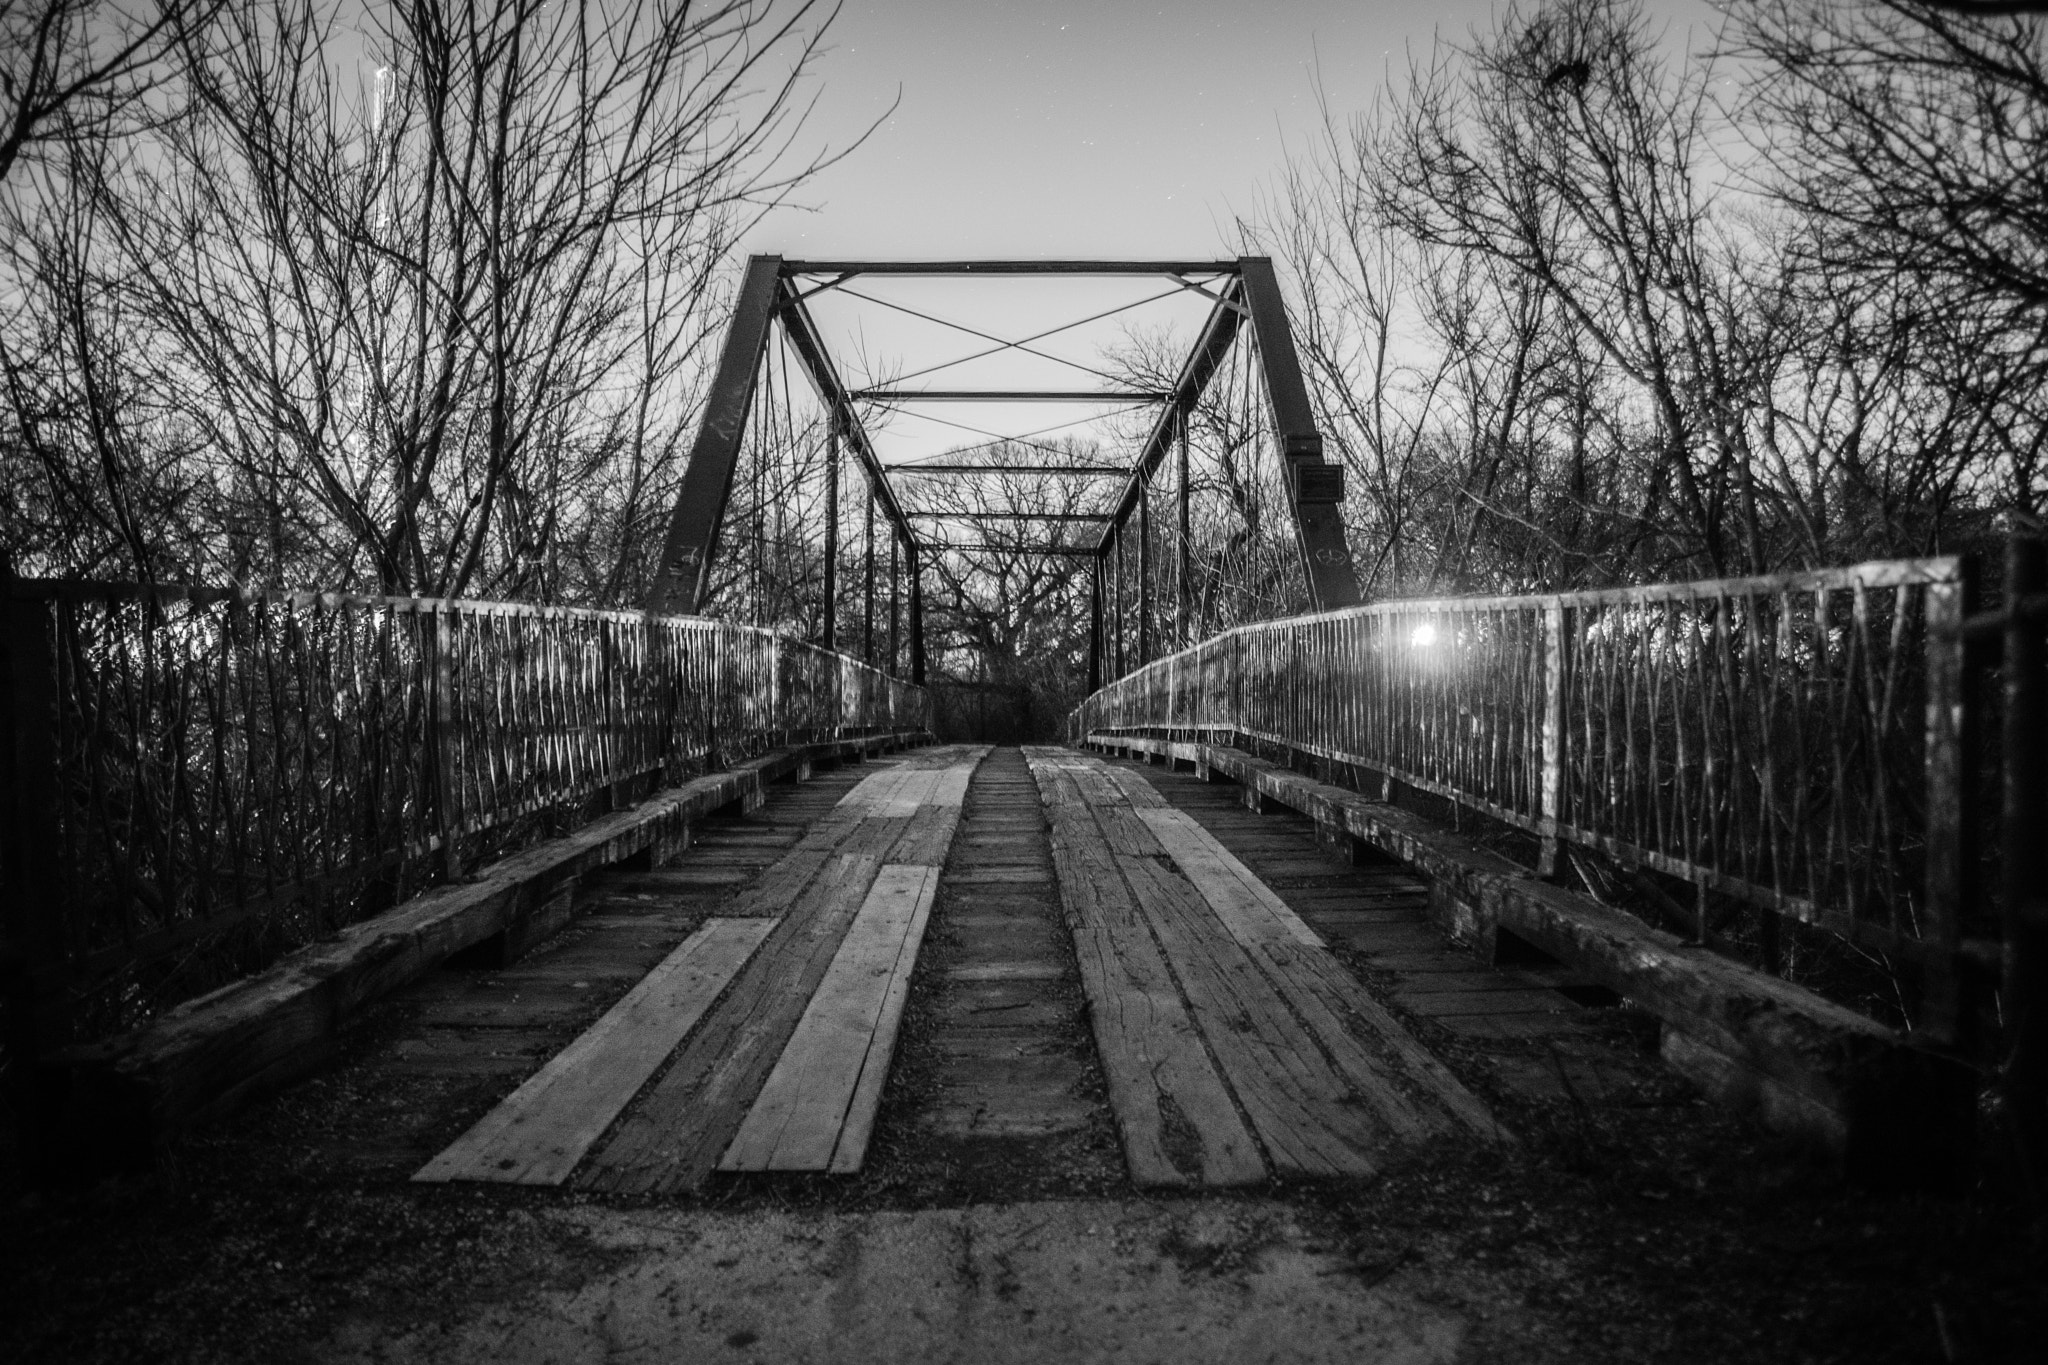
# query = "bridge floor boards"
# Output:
<box><xmin>1112</xmin><ymin>755</ymin><xmax>1642</xmax><ymax>1107</ymax></box>
<box><xmin>282</xmin><ymin>763</ymin><xmax>876</xmax><ymax>1178</ymax></box>
<box><xmin>385</xmin><ymin>748</ymin><xmax>986</xmax><ymax>1192</ymax></box>
<box><xmin>1025</xmin><ymin>749</ymin><xmax>1503</xmax><ymax>1186</ymax></box>
<box><xmin>573</xmin><ymin>746</ymin><xmax>988</xmax><ymax>1194</ymax></box>
<box><xmin>829</xmin><ymin>746</ymin><xmax>1115</xmax><ymax>1167</ymax></box>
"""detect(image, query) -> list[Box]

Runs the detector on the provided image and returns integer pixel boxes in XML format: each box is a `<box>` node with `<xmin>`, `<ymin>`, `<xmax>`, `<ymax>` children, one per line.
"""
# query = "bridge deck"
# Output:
<box><xmin>389</xmin><ymin>744</ymin><xmax>1646</xmax><ymax>1194</ymax></box>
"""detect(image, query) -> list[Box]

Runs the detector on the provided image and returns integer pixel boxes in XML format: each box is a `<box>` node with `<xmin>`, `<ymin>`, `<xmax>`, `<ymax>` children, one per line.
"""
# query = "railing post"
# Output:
<box><xmin>433</xmin><ymin>604</ymin><xmax>463</xmax><ymax>880</ymax></box>
<box><xmin>1539</xmin><ymin>601</ymin><xmax>1566</xmax><ymax>879</ymax></box>
<box><xmin>1999</xmin><ymin>536</ymin><xmax>2045</xmax><ymax>1144</ymax></box>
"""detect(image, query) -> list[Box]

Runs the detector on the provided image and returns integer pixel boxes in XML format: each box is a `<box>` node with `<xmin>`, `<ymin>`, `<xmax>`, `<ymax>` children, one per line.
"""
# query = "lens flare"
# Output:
<box><xmin>1411</xmin><ymin>622</ymin><xmax>1438</xmax><ymax>648</ymax></box>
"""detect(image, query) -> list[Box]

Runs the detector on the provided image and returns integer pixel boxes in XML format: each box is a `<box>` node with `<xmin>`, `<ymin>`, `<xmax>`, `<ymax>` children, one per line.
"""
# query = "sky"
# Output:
<box><xmin>744</xmin><ymin>0</ymin><xmax>1727</xmax><ymax>261</ymax></box>
<box><xmin>736</xmin><ymin>0</ymin><xmax>1727</xmax><ymax>490</ymax></box>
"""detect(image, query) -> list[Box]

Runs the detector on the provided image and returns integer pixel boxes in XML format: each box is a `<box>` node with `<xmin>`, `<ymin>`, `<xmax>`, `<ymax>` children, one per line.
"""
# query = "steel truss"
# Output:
<box><xmin>648</xmin><ymin>256</ymin><xmax>1360</xmax><ymax>691</ymax></box>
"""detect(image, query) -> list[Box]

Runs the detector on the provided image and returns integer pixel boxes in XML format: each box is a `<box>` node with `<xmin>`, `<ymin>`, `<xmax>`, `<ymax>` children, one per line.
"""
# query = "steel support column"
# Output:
<box><xmin>822</xmin><ymin>421</ymin><xmax>839</xmax><ymax>651</ymax></box>
<box><xmin>1087</xmin><ymin>553</ymin><xmax>1104</xmax><ymax>695</ymax></box>
<box><xmin>907</xmin><ymin>541</ymin><xmax>927</xmax><ymax>687</ymax></box>
<box><xmin>863</xmin><ymin>489</ymin><xmax>875</xmax><ymax>664</ymax></box>
<box><xmin>1138</xmin><ymin>470</ymin><xmax>1152</xmax><ymax>666</ymax></box>
<box><xmin>650</xmin><ymin>255</ymin><xmax>784</xmax><ymax>613</ymax></box>
<box><xmin>1176</xmin><ymin>408</ymin><xmax>1192</xmax><ymax>646</ymax></box>
<box><xmin>1238</xmin><ymin>256</ymin><xmax>1361</xmax><ymax>610</ymax></box>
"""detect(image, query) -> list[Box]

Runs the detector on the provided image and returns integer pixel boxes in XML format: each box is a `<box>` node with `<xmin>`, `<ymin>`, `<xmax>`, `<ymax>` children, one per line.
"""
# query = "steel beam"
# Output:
<box><xmin>1239</xmin><ymin>256</ymin><xmax>1361</xmax><ymax>610</ymax></box>
<box><xmin>905</xmin><ymin>511</ymin><xmax>1111</xmax><ymax>523</ymax></box>
<box><xmin>929</xmin><ymin>544</ymin><xmax>1100</xmax><ymax>557</ymax></box>
<box><xmin>1138</xmin><ymin>474</ymin><xmax>1151</xmax><ymax>665</ymax></box>
<box><xmin>885</xmin><ymin>463</ymin><xmax>1125</xmax><ymax>476</ymax></box>
<box><xmin>855</xmin><ymin>390</ymin><xmax>1167</xmax><ymax>402</ymax></box>
<box><xmin>863</xmin><ymin>492</ymin><xmax>875</xmax><ymax>664</ymax></box>
<box><xmin>907</xmin><ymin>546</ymin><xmax>926</xmax><ymax>686</ymax></box>
<box><xmin>1087</xmin><ymin>557</ymin><xmax>1104</xmax><ymax>693</ymax></box>
<box><xmin>822</xmin><ymin>422</ymin><xmax>839</xmax><ymax>651</ymax></box>
<box><xmin>1176</xmin><ymin>409</ymin><xmax>1192</xmax><ymax>645</ymax></box>
<box><xmin>649</xmin><ymin>255</ymin><xmax>784</xmax><ymax>613</ymax></box>
<box><xmin>783</xmin><ymin>260</ymin><xmax>1242</xmax><ymax>277</ymax></box>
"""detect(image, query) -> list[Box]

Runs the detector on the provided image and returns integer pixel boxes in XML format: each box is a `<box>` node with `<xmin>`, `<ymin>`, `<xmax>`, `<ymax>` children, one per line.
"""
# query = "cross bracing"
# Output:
<box><xmin>650</xmin><ymin>257</ymin><xmax>1361</xmax><ymax>689</ymax></box>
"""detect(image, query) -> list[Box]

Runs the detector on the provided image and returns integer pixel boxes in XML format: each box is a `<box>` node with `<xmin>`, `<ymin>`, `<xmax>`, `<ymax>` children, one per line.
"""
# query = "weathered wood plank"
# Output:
<box><xmin>1085</xmin><ymin>755</ymin><xmax>1506</xmax><ymax>1150</ymax></box>
<box><xmin>412</xmin><ymin>917</ymin><xmax>776</xmax><ymax>1186</ymax></box>
<box><xmin>1134</xmin><ymin>806</ymin><xmax>1325</xmax><ymax>949</ymax></box>
<box><xmin>719</xmin><ymin>865</ymin><xmax>939</xmax><ymax>1172</ymax></box>
<box><xmin>576</xmin><ymin>848</ymin><xmax>890</xmax><ymax>1193</ymax></box>
<box><xmin>577</xmin><ymin>748</ymin><xmax>987</xmax><ymax>1192</ymax></box>
<box><xmin>1023</xmin><ymin>748</ymin><xmax>1264</xmax><ymax>1188</ymax></box>
<box><xmin>36</xmin><ymin>737</ymin><xmax>923</xmax><ymax>1166</ymax></box>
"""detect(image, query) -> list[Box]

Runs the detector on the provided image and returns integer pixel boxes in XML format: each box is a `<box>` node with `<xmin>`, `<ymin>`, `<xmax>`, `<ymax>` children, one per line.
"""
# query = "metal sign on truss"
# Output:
<box><xmin>646</xmin><ymin>256</ymin><xmax>1361</xmax><ymax>688</ymax></box>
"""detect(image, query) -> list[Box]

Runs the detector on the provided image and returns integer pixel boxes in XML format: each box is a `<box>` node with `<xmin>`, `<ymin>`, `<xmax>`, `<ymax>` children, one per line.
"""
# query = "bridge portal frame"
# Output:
<box><xmin>647</xmin><ymin>256</ymin><xmax>1361</xmax><ymax>694</ymax></box>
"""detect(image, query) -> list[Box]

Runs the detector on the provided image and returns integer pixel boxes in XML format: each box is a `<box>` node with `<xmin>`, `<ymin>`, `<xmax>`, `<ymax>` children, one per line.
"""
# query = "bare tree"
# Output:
<box><xmin>0</xmin><ymin>0</ymin><xmax>217</xmax><ymax>184</ymax></box>
<box><xmin>895</xmin><ymin>440</ymin><xmax>1104</xmax><ymax>738</ymax></box>
<box><xmin>2</xmin><ymin>0</ymin><xmax>865</xmax><ymax>599</ymax></box>
<box><xmin>1739</xmin><ymin>0</ymin><xmax>2048</xmax><ymax>522</ymax></box>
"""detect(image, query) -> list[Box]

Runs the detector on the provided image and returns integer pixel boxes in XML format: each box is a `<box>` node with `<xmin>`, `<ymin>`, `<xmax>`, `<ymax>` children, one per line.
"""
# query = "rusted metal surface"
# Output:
<box><xmin>1074</xmin><ymin>557</ymin><xmax>1975</xmax><ymax>1018</ymax></box>
<box><xmin>2</xmin><ymin>577</ymin><xmax>927</xmax><ymax>1044</ymax></box>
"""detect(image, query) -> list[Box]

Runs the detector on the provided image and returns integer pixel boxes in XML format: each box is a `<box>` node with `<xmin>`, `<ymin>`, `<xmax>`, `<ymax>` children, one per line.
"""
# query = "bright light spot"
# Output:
<box><xmin>1411</xmin><ymin>622</ymin><xmax>1438</xmax><ymax>648</ymax></box>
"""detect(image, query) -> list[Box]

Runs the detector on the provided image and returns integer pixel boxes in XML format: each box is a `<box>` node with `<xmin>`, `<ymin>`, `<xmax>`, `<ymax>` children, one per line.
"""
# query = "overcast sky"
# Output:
<box><xmin>744</xmin><ymin>0</ymin><xmax>1727</xmax><ymax>262</ymax></box>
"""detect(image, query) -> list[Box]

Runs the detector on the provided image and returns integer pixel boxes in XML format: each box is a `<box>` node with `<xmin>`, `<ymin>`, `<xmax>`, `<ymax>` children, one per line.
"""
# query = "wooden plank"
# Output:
<box><xmin>1088</xmin><ymin>802</ymin><xmax>1396</xmax><ymax>1176</ymax></box>
<box><xmin>412</xmin><ymin>917</ymin><xmax>776</xmax><ymax>1186</ymax></box>
<box><xmin>1082</xmin><ymin>754</ymin><xmax>1507</xmax><ymax>1150</ymax></box>
<box><xmin>1397</xmin><ymin>988</ymin><xmax>1574</xmax><ymax>1017</ymax></box>
<box><xmin>37</xmin><ymin>739</ymin><xmax>928</xmax><ymax>1165</ymax></box>
<box><xmin>1023</xmin><ymin>748</ymin><xmax>1264</xmax><ymax>1188</ymax></box>
<box><xmin>579</xmin><ymin>750</ymin><xmax>986</xmax><ymax>1192</ymax></box>
<box><xmin>1134</xmin><ymin>806</ymin><xmax>1325</xmax><ymax>948</ymax></box>
<box><xmin>578</xmin><ymin>847</ymin><xmax>891</xmax><ymax>1193</ymax></box>
<box><xmin>719</xmin><ymin>866</ymin><xmax>940</xmax><ymax>1172</ymax></box>
<box><xmin>830</xmin><ymin>869</ymin><xmax>942</xmax><ymax>1171</ymax></box>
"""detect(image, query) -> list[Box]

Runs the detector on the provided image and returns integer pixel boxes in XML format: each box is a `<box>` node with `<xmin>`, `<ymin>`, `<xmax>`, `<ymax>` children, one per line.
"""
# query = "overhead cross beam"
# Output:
<box><xmin>884</xmin><ymin>463</ymin><xmax>1124</xmax><ymax>476</ymax></box>
<box><xmin>854</xmin><ymin>390</ymin><xmax>1166</xmax><ymax>402</ymax></box>
<box><xmin>783</xmin><ymin>260</ymin><xmax>1240</xmax><ymax>277</ymax></box>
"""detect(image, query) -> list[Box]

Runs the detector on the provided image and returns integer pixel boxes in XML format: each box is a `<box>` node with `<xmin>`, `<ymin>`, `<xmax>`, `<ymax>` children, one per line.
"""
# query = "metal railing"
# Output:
<box><xmin>2</xmin><ymin>577</ymin><xmax>928</xmax><ymax>1041</ymax></box>
<box><xmin>1074</xmin><ymin>556</ymin><xmax>1986</xmax><ymax>1029</ymax></box>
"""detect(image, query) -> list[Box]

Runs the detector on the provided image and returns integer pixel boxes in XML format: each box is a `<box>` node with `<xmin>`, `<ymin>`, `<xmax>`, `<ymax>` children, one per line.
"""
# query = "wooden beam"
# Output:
<box><xmin>719</xmin><ymin>864</ymin><xmax>941</xmax><ymax>1172</ymax></box>
<box><xmin>413</xmin><ymin>917</ymin><xmax>778</xmax><ymax>1185</ymax></box>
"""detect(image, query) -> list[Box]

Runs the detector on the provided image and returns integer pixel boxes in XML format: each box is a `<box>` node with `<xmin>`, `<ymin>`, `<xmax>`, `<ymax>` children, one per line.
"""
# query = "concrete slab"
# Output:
<box><xmin>314</xmin><ymin>1199</ymin><xmax>1467</xmax><ymax>1365</ymax></box>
